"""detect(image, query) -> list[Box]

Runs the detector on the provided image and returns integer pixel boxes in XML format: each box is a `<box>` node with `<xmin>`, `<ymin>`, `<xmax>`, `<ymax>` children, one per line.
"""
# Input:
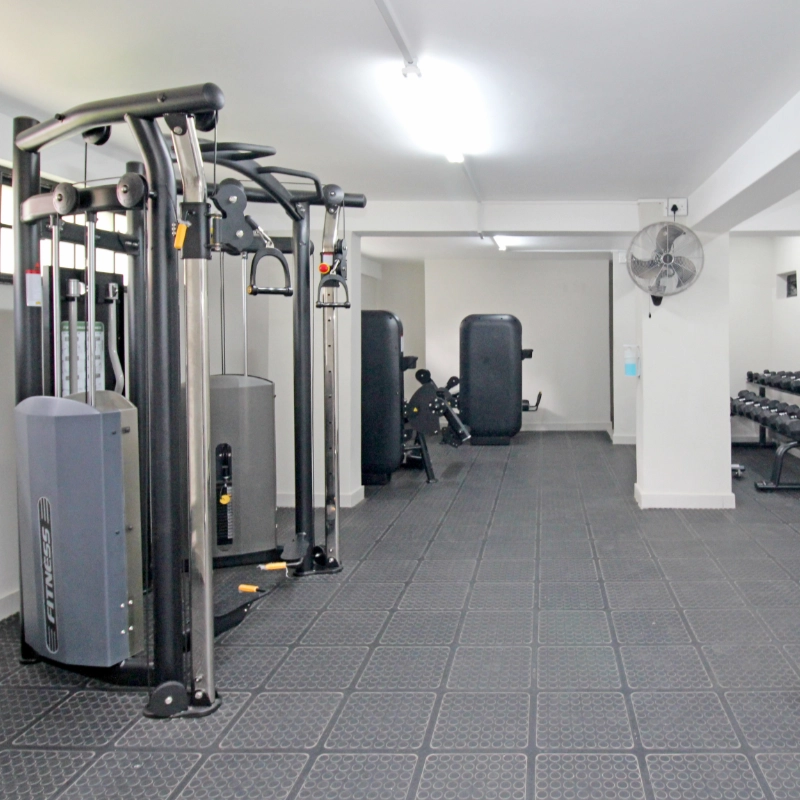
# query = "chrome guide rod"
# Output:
<box><xmin>171</xmin><ymin>116</ymin><xmax>215</xmax><ymax>707</ymax></box>
<box><xmin>85</xmin><ymin>213</ymin><xmax>97</xmax><ymax>406</ymax></box>
<box><xmin>322</xmin><ymin>289</ymin><xmax>339</xmax><ymax>564</ymax></box>
<box><xmin>320</xmin><ymin>200</ymin><xmax>342</xmax><ymax>566</ymax></box>
<box><xmin>50</xmin><ymin>216</ymin><xmax>61</xmax><ymax>397</ymax></box>
<box><xmin>241</xmin><ymin>252</ymin><xmax>248</xmax><ymax>377</ymax></box>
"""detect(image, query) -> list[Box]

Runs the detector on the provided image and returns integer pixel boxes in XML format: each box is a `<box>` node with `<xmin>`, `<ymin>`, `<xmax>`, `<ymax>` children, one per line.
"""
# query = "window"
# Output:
<box><xmin>0</xmin><ymin>168</ymin><xmax>130</xmax><ymax>285</ymax></box>
<box><xmin>788</xmin><ymin>272</ymin><xmax>797</xmax><ymax>298</ymax></box>
<box><xmin>0</xmin><ymin>170</ymin><xmax>13</xmax><ymax>279</ymax></box>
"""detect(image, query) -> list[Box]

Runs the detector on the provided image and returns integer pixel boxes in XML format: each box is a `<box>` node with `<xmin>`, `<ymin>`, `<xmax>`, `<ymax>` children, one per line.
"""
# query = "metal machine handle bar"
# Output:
<box><xmin>39</xmin><ymin>222</ymin><xmax>138</xmax><ymax>255</ymax></box>
<box><xmin>241</xmin><ymin>187</ymin><xmax>366</xmax><ymax>209</ymax></box>
<box><xmin>198</xmin><ymin>142</ymin><xmax>276</xmax><ymax>161</ymax></box>
<box><xmin>16</xmin><ymin>83</ymin><xmax>224</xmax><ymax>152</ymax></box>
<box><xmin>293</xmin><ymin>191</ymin><xmax>367</xmax><ymax>209</ymax></box>
<box><xmin>522</xmin><ymin>391</ymin><xmax>543</xmax><ymax>412</ymax></box>
<box><xmin>198</xmin><ymin>179</ymin><xmax>366</xmax><ymax>211</ymax></box>
<box><xmin>316</xmin><ymin>273</ymin><xmax>350</xmax><ymax>308</ymax></box>
<box><xmin>442</xmin><ymin>403</ymin><xmax>471</xmax><ymax>442</ymax></box>
<box><xmin>199</xmin><ymin>145</ymin><xmax>368</xmax><ymax>217</ymax></box>
<box><xmin>256</xmin><ymin>166</ymin><xmax>324</xmax><ymax>204</ymax></box>
<box><xmin>21</xmin><ymin>183</ymin><xmax>141</xmax><ymax>223</ymax></box>
<box><xmin>207</xmin><ymin>156</ymin><xmax>301</xmax><ymax>221</ymax></box>
<box><xmin>248</xmin><ymin>247</ymin><xmax>293</xmax><ymax>296</ymax></box>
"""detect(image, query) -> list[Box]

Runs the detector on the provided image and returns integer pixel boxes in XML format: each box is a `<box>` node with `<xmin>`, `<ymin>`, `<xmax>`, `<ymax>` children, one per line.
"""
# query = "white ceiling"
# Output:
<box><xmin>1</xmin><ymin>1</ymin><xmax>800</xmax><ymax>202</ymax></box>
<box><xmin>361</xmin><ymin>234</ymin><xmax>631</xmax><ymax>262</ymax></box>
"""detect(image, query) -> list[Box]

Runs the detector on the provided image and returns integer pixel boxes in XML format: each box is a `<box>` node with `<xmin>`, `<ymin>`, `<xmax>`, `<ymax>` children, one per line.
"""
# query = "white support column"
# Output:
<box><xmin>634</xmin><ymin>232</ymin><xmax>735</xmax><ymax>509</ymax></box>
<box><xmin>611</xmin><ymin>250</ymin><xmax>637</xmax><ymax>445</ymax></box>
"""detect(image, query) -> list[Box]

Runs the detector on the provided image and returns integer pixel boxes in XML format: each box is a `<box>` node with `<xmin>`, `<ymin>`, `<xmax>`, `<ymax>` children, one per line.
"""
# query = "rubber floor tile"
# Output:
<box><xmin>324</xmin><ymin>692</ymin><xmax>436</xmax><ymax>750</ymax></box>
<box><xmin>178</xmin><ymin>752</ymin><xmax>308</xmax><ymax>800</ymax></box>
<box><xmin>645</xmin><ymin>754</ymin><xmax>763</xmax><ymax>800</ymax></box>
<box><xmin>535</xmin><ymin>754</ymin><xmax>645</xmax><ymax>800</ymax></box>
<box><xmin>416</xmin><ymin>753</ymin><xmax>527</xmax><ymax>800</ymax></box>
<box><xmin>60</xmin><ymin>751</ymin><xmax>200</xmax><ymax>800</ymax></box>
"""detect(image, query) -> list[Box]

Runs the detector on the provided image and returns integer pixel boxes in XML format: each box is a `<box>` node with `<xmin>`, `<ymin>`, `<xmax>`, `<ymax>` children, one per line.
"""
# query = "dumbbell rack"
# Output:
<box><xmin>734</xmin><ymin>371</ymin><xmax>800</xmax><ymax>490</ymax></box>
<box><xmin>744</xmin><ymin>382</ymin><xmax>769</xmax><ymax>448</ymax></box>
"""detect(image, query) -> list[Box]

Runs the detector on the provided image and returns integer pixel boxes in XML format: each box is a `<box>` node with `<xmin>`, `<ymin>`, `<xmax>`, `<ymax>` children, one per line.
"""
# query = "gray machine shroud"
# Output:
<box><xmin>16</xmin><ymin>396</ymin><xmax>131</xmax><ymax>667</ymax></box>
<box><xmin>210</xmin><ymin>374</ymin><xmax>277</xmax><ymax>563</ymax></box>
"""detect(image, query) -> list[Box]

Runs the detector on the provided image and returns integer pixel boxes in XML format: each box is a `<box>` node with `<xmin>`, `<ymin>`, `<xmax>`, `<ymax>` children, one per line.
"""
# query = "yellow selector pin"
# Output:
<box><xmin>173</xmin><ymin>222</ymin><xmax>189</xmax><ymax>250</ymax></box>
<box><xmin>219</xmin><ymin>494</ymin><xmax>231</xmax><ymax>505</ymax></box>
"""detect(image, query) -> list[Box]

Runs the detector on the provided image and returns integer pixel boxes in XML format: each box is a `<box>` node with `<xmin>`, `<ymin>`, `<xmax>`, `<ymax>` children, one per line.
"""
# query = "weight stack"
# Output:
<box><xmin>16</xmin><ymin>396</ymin><xmax>131</xmax><ymax>667</ymax></box>
<box><xmin>210</xmin><ymin>374</ymin><xmax>278</xmax><ymax>567</ymax></box>
<box><xmin>459</xmin><ymin>314</ymin><xmax>524</xmax><ymax>445</ymax></box>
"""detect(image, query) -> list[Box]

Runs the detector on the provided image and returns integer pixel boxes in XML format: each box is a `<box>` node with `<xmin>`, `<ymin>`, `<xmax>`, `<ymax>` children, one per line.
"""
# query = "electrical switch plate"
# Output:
<box><xmin>666</xmin><ymin>198</ymin><xmax>688</xmax><ymax>216</ymax></box>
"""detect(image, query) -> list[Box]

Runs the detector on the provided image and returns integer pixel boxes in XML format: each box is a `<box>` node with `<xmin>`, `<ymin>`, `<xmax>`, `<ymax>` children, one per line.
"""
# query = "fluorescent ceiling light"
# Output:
<box><xmin>379</xmin><ymin>59</ymin><xmax>490</xmax><ymax>161</ymax></box>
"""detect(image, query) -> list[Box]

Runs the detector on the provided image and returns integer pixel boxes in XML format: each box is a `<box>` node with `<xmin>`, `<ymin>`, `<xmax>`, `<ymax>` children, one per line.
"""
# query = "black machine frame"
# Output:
<box><xmin>14</xmin><ymin>85</ymin><xmax>225</xmax><ymax>715</ymax></box>
<box><xmin>13</xmin><ymin>83</ymin><xmax>366</xmax><ymax>717</ymax></box>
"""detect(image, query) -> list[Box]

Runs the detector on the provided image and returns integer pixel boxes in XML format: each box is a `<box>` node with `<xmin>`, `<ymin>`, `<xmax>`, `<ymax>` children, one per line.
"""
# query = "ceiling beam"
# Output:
<box><xmin>689</xmin><ymin>88</ymin><xmax>800</xmax><ymax>232</ymax></box>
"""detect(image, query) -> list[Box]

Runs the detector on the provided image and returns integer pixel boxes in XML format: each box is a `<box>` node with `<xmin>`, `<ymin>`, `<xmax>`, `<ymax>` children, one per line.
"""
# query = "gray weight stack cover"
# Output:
<box><xmin>16</xmin><ymin>396</ymin><xmax>130</xmax><ymax>667</ymax></box>
<box><xmin>210</xmin><ymin>374</ymin><xmax>277</xmax><ymax>563</ymax></box>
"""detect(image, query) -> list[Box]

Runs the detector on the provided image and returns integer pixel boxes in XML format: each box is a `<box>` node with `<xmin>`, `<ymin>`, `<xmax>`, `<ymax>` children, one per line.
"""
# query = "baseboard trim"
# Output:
<box><xmin>634</xmin><ymin>484</ymin><xmax>736</xmax><ymax>509</ymax></box>
<box><xmin>611</xmin><ymin>433</ymin><xmax>636</xmax><ymax>445</ymax></box>
<box><xmin>521</xmin><ymin>421</ymin><xmax>613</xmax><ymax>432</ymax></box>
<box><xmin>277</xmin><ymin>486</ymin><xmax>365</xmax><ymax>509</ymax></box>
<box><xmin>0</xmin><ymin>589</ymin><xmax>19</xmax><ymax>621</ymax></box>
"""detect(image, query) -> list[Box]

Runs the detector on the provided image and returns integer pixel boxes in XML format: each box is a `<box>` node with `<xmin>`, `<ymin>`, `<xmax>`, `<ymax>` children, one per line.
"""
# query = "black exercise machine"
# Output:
<box><xmin>361</xmin><ymin>311</ymin><xmax>407</xmax><ymax>485</ymax></box>
<box><xmin>456</xmin><ymin>313</ymin><xmax>540</xmax><ymax>445</ymax></box>
<box><xmin>12</xmin><ymin>84</ymin><xmax>366</xmax><ymax>719</ymax></box>
<box><xmin>404</xmin><ymin>369</ymin><xmax>471</xmax><ymax>482</ymax></box>
<box><xmin>361</xmin><ymin>310</ymin><xmax>470</xmax><ymax>485</ymax></box>
<box><xmin>201</xmin><ymin>147</ymin><xmax>365</xmax><ymax>575</ymax></box>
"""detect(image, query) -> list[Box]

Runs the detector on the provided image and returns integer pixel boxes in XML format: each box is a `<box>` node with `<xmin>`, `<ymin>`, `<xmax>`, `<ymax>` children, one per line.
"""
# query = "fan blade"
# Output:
<box><xmin>671</xmin><ymin>256</ymin><xmax>697</xmax><ymax>288</ymax></box>
<box><xmin>630</xmin><ymin>255</ymin><xmax>662</xmax><ymax>282</ymax></box>
<box><xmin>655</xmin><ymin>223</ymin><xmax>686</xmax><ymax>253</ymax></box>
<box><xmin>648</xmin><ymin>265</ymin><xmax>672</xmax><ymax>294</ymax></box>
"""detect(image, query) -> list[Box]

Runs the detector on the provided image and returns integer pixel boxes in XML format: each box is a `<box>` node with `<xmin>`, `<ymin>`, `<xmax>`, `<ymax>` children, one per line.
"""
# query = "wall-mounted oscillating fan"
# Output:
<box><xmin>627</xmin><ymin>221</ymin><xmax>704</xmax><ymax>305</ymax></box>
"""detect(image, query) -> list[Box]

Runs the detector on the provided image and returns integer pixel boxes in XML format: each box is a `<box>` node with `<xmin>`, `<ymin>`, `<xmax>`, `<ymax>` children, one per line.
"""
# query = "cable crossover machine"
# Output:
<box><xmin>12</xmin><ymin>83</ymin><xmax>365</xmax><ymax>718</ymax></box>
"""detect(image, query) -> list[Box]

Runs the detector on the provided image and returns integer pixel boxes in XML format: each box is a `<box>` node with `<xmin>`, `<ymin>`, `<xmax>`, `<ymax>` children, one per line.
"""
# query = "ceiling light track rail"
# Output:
<box><xmin>372</xmin><ymin>0</ymin><xmax>418</xmax><ymax>70</ymax></box>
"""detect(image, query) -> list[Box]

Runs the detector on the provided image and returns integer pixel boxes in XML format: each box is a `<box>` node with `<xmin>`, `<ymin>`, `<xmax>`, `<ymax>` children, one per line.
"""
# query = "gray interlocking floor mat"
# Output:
<box><xmin>3</xmin><ymin>434</ymin><xmax>800</xmax><ymax>799</ymax></box>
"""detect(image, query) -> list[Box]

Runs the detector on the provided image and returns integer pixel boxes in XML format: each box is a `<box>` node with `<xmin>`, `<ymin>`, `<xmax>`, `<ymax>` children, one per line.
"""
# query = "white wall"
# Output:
<box><xmin>424</xmin><ymin>256</ymin><xmax>611</xmax><ymax>431</ymax></box>
<box><xmin>727</xmin><ymin>235</ymin><xmax>800</xmax><ymax>443</ymax></box>
<box><xmin>361</xmin><ymin>274</ymin><xmax>380</xmax><ymax>311</ymax></box>
<box><xmin>635</xmin><ymin>233</ymin><xmax>735</xmax><ymax>508</ymax></box>
<box><xmin>361</xmin><ymin>259</ymin><xmax>427</xmax><ymax>399</ymax></box>
<box><xmin>729</xmin><ymin>237</ymin><xmax>774</xmax><ymax>441</ymax></box>
<box><xmin>773</xmin><ymin>237</ymin><xmax>800</xmax><ymax>365</ymax></box>
<box><xmin>260</xmin><ymin>234</ymin><xmax>364</xmax><ymax>511</ymax></box>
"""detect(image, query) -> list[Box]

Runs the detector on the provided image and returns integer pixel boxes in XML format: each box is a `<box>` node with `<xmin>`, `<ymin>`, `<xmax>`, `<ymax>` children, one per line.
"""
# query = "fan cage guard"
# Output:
<box><xmin>626</xmin><ymin>221</ymin><xmax>704</xmax><ymax>299</ymax></box>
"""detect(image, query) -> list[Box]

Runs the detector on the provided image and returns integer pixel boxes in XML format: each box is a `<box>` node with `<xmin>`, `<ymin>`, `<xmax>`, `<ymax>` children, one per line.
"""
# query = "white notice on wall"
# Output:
<box><xmin>25</xmin><ymin>271</ymin><xmax>42</xmax><ymax>307</ymax></box>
